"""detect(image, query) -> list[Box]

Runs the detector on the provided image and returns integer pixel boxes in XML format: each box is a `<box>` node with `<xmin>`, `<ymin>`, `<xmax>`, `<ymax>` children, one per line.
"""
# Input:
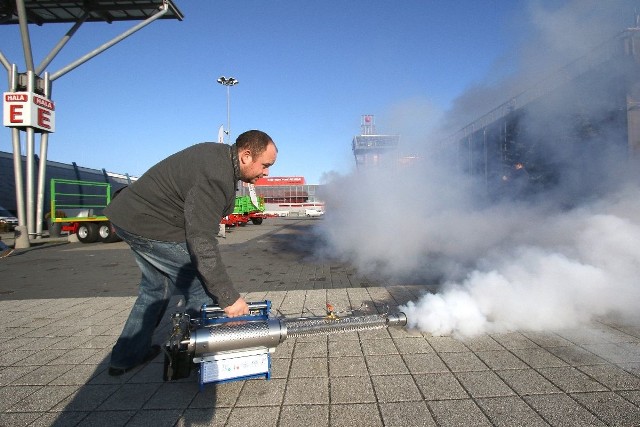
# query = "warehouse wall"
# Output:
<box><xmin>0</xmin><ymin>151</ymin><xmax>133</xmax><ymax>214</ymax></box>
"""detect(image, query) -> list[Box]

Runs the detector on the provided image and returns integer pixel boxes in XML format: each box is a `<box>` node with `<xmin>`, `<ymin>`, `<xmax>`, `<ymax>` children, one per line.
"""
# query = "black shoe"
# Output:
<box><xmin>108</xmin><ymin>345</ymin><xmax>162</xmax><ymax>377</ymax></box>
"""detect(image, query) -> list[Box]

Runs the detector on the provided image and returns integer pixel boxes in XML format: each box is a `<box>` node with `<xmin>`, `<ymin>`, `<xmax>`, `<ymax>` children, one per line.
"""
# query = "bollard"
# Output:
<box><xmin>13</xmin><ymin>225</ymin><xmax>30</xmax><ymax>249</ymax></box>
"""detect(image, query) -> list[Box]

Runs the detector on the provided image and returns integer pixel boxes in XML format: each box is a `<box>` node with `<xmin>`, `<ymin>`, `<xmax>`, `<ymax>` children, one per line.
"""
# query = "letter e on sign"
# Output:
<box><xmin>37</xmin><ymin>108</ymin><xmax>51</xmax><ymax>130</ymax></box>
<box><xmin>10</xmin><ymin>104</ymin><xmax>24</xmax><ymax>124</ymax></box>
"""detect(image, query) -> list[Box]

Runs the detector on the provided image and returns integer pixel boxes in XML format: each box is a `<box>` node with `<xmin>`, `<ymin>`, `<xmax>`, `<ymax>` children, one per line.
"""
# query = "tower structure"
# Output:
<box><xmin>351</xmin><ymin>115</ymin><xmax>400</xmax><ymax>169</ymax></box>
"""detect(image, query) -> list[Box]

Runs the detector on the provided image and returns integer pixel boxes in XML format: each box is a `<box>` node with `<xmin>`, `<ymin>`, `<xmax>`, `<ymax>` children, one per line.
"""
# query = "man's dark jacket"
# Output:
<box><xmin>104</xmin><ymin>142</ymin><xmax>241</xmax><ymax>307</ymax></box>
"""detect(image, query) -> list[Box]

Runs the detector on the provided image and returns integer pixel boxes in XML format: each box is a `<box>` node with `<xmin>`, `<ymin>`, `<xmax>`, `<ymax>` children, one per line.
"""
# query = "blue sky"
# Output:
<box><xmin>0</xmin><ymin>1</ymin><xmax>631</xmax><ymax>183</ymax></box>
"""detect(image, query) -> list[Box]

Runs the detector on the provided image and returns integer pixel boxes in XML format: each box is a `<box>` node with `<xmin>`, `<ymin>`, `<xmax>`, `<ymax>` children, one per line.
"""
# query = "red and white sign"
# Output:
<box><xmin>255</xmin><ymin>176</ymin><xmax>306</xmax><ymax>186</ymax></box>
<box><xmin>3</xmin><ymin>91</ymin><xmax>56</xmax><ymax>132</ymax></box>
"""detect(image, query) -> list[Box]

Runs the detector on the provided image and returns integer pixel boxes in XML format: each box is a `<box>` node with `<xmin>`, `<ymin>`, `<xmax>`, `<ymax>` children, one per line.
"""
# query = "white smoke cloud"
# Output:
<box><xmin>320</xmin><ymin>164</ymin><xmax>640</xmax><ymax>338</ymax></box>
<box><xmin>316</xmin><ymin>0</ymin><xmax>640</xmax><ymax>338</ymax></box>
<box><xmin>403</xmin><ymin>192</ymin><xmax>640</xmax><ymax>337</ymax></box>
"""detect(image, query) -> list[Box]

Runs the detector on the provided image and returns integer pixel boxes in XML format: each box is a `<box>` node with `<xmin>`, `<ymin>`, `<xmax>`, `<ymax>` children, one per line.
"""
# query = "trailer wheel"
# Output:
<box><xmin>99</xmin><ymin>221</ymin><xmax>121</xmax><ymax>243</ymax></box>
<box><xmin>77</xmin><ymin>222</ymin><xmax>99</xmax><ymax>243</ymax></box>
<box><xmin>251</xmin><ymin>218</ymin><xmax>263</xmax><ymax>225</ymax></box>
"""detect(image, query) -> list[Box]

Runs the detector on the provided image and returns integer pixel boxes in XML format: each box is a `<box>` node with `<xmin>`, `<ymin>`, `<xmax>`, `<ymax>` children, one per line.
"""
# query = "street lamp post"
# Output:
<box><xmin>216</xmin><ymin>76</ymin><xmax>239</xmax><ymax>143</ymax></box>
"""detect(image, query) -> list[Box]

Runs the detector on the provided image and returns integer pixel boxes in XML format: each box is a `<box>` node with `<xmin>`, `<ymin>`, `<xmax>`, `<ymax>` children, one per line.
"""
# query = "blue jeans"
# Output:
<box><xmin>110</xmin><ymin>225</ymin><xmax>215</xmax><ymax>369</ymax></box>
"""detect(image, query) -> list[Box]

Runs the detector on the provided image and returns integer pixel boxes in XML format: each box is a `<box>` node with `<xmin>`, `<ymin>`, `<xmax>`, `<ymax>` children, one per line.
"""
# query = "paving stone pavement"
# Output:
<box><xmin>0</xmin><ymin>218</ymin><xmax>639</xmax><ymax>426</ymax></box>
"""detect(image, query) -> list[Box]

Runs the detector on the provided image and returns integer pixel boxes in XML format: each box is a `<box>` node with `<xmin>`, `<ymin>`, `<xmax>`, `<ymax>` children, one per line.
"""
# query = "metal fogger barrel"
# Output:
<box><xmin>284</xmin><ymin>312</ymin><xmax>407</xmax><ymax>338</ymax></box>
<box><xmin>163</xmin><ymin>301</ymin><xmax>407</xmax><ymax>388</ymax></box>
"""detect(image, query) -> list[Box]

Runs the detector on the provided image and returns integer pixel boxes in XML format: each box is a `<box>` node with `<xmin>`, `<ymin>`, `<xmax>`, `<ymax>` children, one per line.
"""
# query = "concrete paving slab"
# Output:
<box><xmin>439</xmin><ymin>351</ymin><xmax>489</xmax><ymax>372</ymax></box>
<box><xmin>329</xmin><ymin>355</ymin><xmax>368</xmax><ymax>377</ymax></box>
<box><xmin>454</xmin><ymin>370</ymin><xmax>515</xmax><ymax>398</ymax></box>
<box><xmin>414</xmin><ymin>373</ymin><xmax>469</xmax><ymax>401</ymax></box>
<box><xmin>475</xmin><ymin>350</ymin><xmax>530</xmax><ymax>370</ymax></box>
<box><xmin>427</xmin><ymin>398</ymin><xmax>492</xmax><ymax>426</ymax></box>
<box><xmin>278</xmin><ymin>404</ymin><xmax>329</xmax><ymax>427</ymax></box>
<box><xmin>523</xmin><ymin>393</ymin><xmax>607</xmax><ymax>426</ymax></box>
<box><xmin>329</xmin><ymin>375</ymin><xmax>376</xmax><ymax>404</ymax></box>
<box><xmin>370</xmin><ymin>374</ymin><xmax>423</xmax><ymax>403</ymax></box>
<box><xmin>570</xmin><ymin>391</ymin><xmax>640</xmax><ymax>426</ymax></box>
<box><xmin>378</xmin><ymin>401</ymin><xmax>436</xmax><ymax>426</ymax></box>
<box><xmin>0</xmin><ymin>218</ymin><xmax>639</xmax><ymax>425</ymax></box>
<box><xmin>476</xmin><ymin>396</ymin><xmax>549</xmax><ymax>426</ymax></box>
<box><xmin>537</xmin><ymin>366</ymin><xmax>609</xmax><ymax>393</ymax></box>
<box><xmin>402</xmin><ymin>353</ymin><xmax>450</xmax><ymax>374</ymax></box>
<box><xmin>495</xmin><ymin>368</ymin><xmax>562</xmax><ymax>395</ymax></box>
<box><xmin>330</xmin><ymin>403</ymin><xmax>383</xmax><ymax>427</ymax></box>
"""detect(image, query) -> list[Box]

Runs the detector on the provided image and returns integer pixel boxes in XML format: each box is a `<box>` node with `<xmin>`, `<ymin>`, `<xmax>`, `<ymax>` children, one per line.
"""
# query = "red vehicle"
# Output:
<box><xmin>221</xmin><ymin>194</ymin><xmax>269</xmax><ymax>227</ymax></box>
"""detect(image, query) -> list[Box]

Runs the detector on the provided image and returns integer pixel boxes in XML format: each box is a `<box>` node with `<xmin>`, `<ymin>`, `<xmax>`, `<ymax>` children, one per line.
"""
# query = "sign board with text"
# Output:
<box><xmin>3</xmin><ymin>91</ymin><xmax>56</xmax><ymax>133</ymax></box>
<box><xmin>254</xmin><ymin>176</ymin><xmax>306</xmax><ymax>186</ymax></box>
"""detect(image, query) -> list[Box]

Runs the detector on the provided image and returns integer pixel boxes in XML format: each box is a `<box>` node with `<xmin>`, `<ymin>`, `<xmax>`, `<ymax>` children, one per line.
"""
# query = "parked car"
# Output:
<box><xmin>264</xmin><ymin>210</ymin><xmax>289</xmax><ymax>217</ymax></box>
<box><xmin>0</xmin><ymin>205</ymin><xmax>18</xmax><ymax>231</ymax></box>
<box><xmin>305</xmin><ymin>208</ymin><xmax>324</xmax><ymax>217</ymax></box>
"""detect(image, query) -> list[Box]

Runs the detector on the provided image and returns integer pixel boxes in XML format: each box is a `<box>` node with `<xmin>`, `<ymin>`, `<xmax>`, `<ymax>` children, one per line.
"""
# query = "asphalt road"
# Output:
<box><xmin>0</xmin><ymin>217</ymin><xmax>382</xmax><ymax>300</ymax></box>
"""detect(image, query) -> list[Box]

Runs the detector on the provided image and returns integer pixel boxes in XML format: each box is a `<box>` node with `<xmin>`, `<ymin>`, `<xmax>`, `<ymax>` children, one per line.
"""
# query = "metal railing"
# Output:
<box><xmin>50</xmin><ymin>179</ymin><xmax>111</xmax><ymax>222</ymax></box>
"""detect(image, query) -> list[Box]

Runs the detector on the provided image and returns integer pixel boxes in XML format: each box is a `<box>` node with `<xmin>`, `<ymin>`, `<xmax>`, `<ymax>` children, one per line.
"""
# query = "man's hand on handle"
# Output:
<box><xmin>224</xmin><ymin>297</ymin><xmax>250</xmax><ymax>317</ymax></box>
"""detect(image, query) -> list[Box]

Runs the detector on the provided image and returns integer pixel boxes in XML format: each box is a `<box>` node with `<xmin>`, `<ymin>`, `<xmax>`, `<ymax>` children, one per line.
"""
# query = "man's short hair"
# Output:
<box><xmin>236</xmin><ymin>130</ymin><xmax>276</xmax><ymax>156</ymax></box>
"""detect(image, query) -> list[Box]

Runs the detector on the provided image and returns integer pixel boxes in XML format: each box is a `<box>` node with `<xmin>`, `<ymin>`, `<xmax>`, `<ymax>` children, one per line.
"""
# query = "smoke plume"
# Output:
<box><xmin>316</xmin><ymin>0</ymin><xmax>640</xmax><ymax>338</ymax></box>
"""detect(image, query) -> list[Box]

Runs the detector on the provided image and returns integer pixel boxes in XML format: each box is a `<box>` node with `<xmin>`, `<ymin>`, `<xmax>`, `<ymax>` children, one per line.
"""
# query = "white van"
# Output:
<box><xmin>305</xmin><ymin>208</ymin><xmax>324</xmax><ymax>217</ymax></box>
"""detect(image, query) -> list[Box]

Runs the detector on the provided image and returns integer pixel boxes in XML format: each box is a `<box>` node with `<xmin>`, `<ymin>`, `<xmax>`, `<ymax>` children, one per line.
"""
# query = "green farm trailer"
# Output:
<box><xmin>49</xmin><ymin>179</ymin><xmax>121</xmax><ymax>243</ymax></box>
<box><xmin>221</xmin><ymin>194</ymin><xmax>269</xmax><ymax>227</ymax></box>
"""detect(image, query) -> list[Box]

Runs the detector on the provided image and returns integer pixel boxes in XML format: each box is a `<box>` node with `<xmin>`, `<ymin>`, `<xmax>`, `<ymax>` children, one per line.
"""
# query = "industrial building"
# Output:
<box><xmin>448</xmin><ymin>20</ymin><xmax>640</xmax><ymax>201</ymax></box>
<box><xmin>0</xmin><ymin>150</ymin><xmax>134</xmax><ymax>214</ymax></box>
<box><xmin>239</xmin><ymin>176</ymin><xmax>324</xmax><ymax>216</ymax></box>
<box><xmin>346</xmin><ymin>20</ymin><xmax>639</xmax><ymax>207</ymax></box>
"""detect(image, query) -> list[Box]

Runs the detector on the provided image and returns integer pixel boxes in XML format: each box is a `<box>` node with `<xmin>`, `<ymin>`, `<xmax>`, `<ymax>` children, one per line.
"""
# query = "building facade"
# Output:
<box><xmin>449</xmin><ymin>24</ymin><xmax>640</xmax><ymax>202</ymax></box>
<box><xmin>241</xmin><ymin>176</ymin><xmax>324</xmax><ymax>216</ymax></box>
<box><xmin>0</xmin><ymin>150</ymin><xmax>134</xmax><ymax>214</ymax></box>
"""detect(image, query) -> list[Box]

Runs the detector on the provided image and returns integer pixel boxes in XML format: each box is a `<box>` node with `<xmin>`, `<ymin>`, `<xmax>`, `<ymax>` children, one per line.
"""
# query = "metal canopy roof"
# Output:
<box><xmin>0</xmin><ymin>0</ymin><xmax>183</xmax><ymax>26</ymax></box>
